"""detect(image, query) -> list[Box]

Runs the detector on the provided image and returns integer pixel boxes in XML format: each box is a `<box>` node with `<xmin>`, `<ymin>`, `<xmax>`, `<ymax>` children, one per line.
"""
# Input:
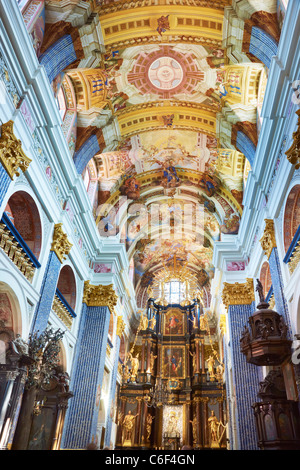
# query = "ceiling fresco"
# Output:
<box><xmin>31</xmin><ymin>0</ymin><xmax>272</xmax><ymax>305</ymax></box>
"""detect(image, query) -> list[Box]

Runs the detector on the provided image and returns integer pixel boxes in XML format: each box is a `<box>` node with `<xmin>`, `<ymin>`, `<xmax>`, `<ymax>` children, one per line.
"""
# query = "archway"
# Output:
<box><xmin>56</xmin><ymin>265</ymin><xmax>76</xmax><ymax>310</ymax></box>
<box><xmin>5</xmin><ymin>191</ymin><xmax>42</xmax><ymax>259</ymax></box>
<box><xmin>283</xmin><ymin>184</ymin><xmax>300</xmax><ymax>253</ymax></box>
<box><xmin>259</xmin><ymin>261</ymin><xmax>272</xmax><ymax>298</ymax></box>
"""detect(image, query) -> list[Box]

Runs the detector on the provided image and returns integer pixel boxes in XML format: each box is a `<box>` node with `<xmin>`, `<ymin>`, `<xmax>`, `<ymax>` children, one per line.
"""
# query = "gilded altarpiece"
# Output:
<box><xmin>116</xmin><ymin>300</ymin><xmax>227</xmax><ymax>450</ymax></box>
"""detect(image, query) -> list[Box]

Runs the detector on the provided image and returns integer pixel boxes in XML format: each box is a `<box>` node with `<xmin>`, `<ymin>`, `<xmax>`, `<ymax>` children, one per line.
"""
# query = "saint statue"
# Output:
<box><xmin>189</xmin><ymin>415</ymin><xmax>197</xmax><ymax>444</ymax></box>
<box><xmin>189</xmin><ymin>350</ymin><xmax>196</xmax><ymax>371</ymax></box>
<box><xmin>146</xmin><ymin>414</ymin><xmax>154</xmax><ymax>441</ymax></box>
<box><xmin>150</xmin><ymin>351</ymin><xmax>157</xmax><ymax>374</ymax></box>
<box><xmin>207</xmin><ymin>355</ymin><xmax>215</xmax><ymax>380</ymax></box>
<box><xmin>208</xmin><ymin>410</ymin><xmax>226</xmax><ymax>445</ymax></box>
<box><xmin>140</xmin><ymin>313</ymin><xmax>148</xmax><ymax>331</ymax></box>
<box><xmin>149</xmin><ymin>315</ymin><xmax>156</xmax><ymax>330</ymax></box>
<box><xmin>130</xmin><ymin>353</ymin><xmax>140</xmax><ymax>381</ymax></box>
<box><xmin>256</xmin><ymin>278</ymin><xmax>265</xmax><ymax>304</ymax></box>
<box><xmin>122</xmin><ymin>410</ymin><xmax>138</xmax><ymax>443</ymax></box>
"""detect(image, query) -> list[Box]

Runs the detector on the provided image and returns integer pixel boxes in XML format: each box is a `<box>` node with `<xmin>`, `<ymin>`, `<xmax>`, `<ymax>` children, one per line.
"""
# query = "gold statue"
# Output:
<box><xmin>149</xmin><ymin>315</ymin><xmax>156</xmax><ymax>330</ymax></box>
<box><xmin>130</xmin><ymin>353</ymin><xmax>140</xmax><ymax>381</ymax></box>
<box><xmin>208</xmin><ymin>410</ymin><xmax>226</xmax><ymax>445</ymax></box>
<box><xmin>122</xmin><ymin>364</ymin><xmax>130</xmax><ymax>384</ymax></box>
<box><xmin>150</xmin><ymin>351</ymin><xmax>157</xmax><ymax>373</ymax></box>
<box><xmin>146</xmin><ymin>414</ymin><xmax>154</xmax><ymax>441</ymax></box>
<box><xmin>207</xmin><ymin>355</ymin><xmax>215</xmax><ymax>380</ymax></box>
<box><xmin>140</xmin><ymin>312</ymin><xmax>149</xmax><ymax>330</ymax></box>
<box><xmin>122</xmin><ymin>410</ymin><xmax>138</xmax><ymax>443</ymax></box>
<box><xmin>189</xmin><ymin>350</ymin><xmax>196</xmax><ymax>371</ymax></box>
<box><xmin>189</xmin><ymin>415</ymin><xmax>197</xmax><ymax>444</ymax></box>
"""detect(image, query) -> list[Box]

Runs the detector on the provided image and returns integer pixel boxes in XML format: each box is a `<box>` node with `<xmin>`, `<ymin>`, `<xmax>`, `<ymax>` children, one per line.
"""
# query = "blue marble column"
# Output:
<box><xmin>0</xmin><ymin>161</ymin><xmax>11</xmax><ymax>209</ymax></box>
<box><xmin>104</xmin><ymin>334</ymin><xmax>121</xmax><ymax>448</ymax></box>
<box><xmin>260</xmin><ymin>219</ymin><xmax>292</xmax><ymax>337</ymax></box>
<box><xmin>222</xmin><ymin>279</ymin><xmax>260</xmax><ymax>450</ymax></box>
<box><xmin>30</xmin><ymin>224</ymin><xmax>72</xmax><ymax>334</ymax></box>
<box><xmin>61</xmin><ymin>283</ymin><xmax>118</xmax><ymax>450</ymax></box>
<box><xmin>227</xmin><ymin>302</ymin><xmax>260</xmax><ymax>450</ymax></box>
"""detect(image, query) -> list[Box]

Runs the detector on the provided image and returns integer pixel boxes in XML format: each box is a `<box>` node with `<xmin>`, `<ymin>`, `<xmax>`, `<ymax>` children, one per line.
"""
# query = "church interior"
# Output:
<box><xmin>0</xmin><ymin>0</ymin><xmax>300</xmax><ymax>451</ymax></box>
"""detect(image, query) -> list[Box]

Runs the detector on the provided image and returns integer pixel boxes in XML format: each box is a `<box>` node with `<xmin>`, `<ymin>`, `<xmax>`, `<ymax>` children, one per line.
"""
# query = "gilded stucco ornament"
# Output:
<box><xmin>285</xmin><ymin>109</ymin><xmax>300</xmax><ymax>168</ymax></box>
<box><xmin>222</xmin><ymin>278</ymin><xmax>255</xmax><ymax>310</ymax></box>
<box><xmin>259</xmin><ymin>219</ymin><xmax>277</xmax><ymax>259</ymax></box>
<box><xmin>50</xmin><ymin>223</ymin><xmax>73</xmax><ymax>263</ymax></box>
<box><xmin>116</xmin><ymin>315</ymin><xmax>126</xmax><ymax>337</ymax></box>
<box><xmin>0</xmin><ymin>120</ymin><xmax>31</xmax><ymax>179</ymax></box>
<box><xmin>83</xmin><ymin>281</ymin><xmax>118</xmax><ymax>313</ymax></box>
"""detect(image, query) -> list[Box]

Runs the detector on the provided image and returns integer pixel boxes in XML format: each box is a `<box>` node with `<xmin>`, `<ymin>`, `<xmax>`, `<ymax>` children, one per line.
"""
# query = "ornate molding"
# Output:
<box><xmin>260</xmin><ymin>219</ymin><xmax>277</xmax><ymax>259</ymax></box>
<box><xmin>219</xmin><ymin>314</ymin><xmax>226</xmax><ymax>335</ymax></box>
<box><xmin>222</xmin><ymin>278</ymin><xmax>255</xmax><ymax>310</ymax></box>
<box><xmin>50</xmin><ymin>223</ymin><xmax>73</xmax><ymax>263</ymax></box>
<box><xmin>286</xmin><ymin>109</ymin><xmax>300</xmax><ymax>169</ymax></box>
<box><xmin>116</xmin><ymin>315</ymin><xmax>126</xmax><ymax>338</ymax></box>
<box><xmin>0</xmin><ymin>120</ymin><xmax>31</xmax><ymax>179</ymax></box>
<box><xmin>83</xmin><ymin>282</ymin><xmax>118</xmax><ymax>313</ymax></box>
<box><xmin>98</xmin><ymin>0</ymin><xmax>229</xmax><ymax>15</ymax></box>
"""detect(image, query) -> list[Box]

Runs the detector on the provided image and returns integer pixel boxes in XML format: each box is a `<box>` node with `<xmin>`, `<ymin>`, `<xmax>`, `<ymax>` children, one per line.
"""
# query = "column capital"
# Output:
<box><xmin>259</xmin><ymin>219</ymin><xmax>277</xmax><ymax>259</ymax></box>
<box><xmin>83</xmin><ymin>281</ymin><xmax>118</xmax><ymax>313</ymax></box>
<box><xmin>222</xmin><ymin>278</ymin><xmax>255</xmax><ymax>310</ymax></box>
<box><xmin>116</xmin><ymin>315</ymin><xmax>126</xmax><ymax>338</ymax></box>
<box><xmin>0</xmin><ymin>120</ymin><xmax>31</xmax><ymax>179</ymax></box>
<box><xmin>51</xmin><ymin>223</ymin><xmax>73</xmax><ymax>263</ymax></box>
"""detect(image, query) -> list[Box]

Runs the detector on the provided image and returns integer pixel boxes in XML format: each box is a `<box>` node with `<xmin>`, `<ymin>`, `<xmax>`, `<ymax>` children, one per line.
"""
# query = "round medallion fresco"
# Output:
<box><xmin>148</xmin><ymin>57</ymin><xmax>184</xmax><ymax>90</ymax></box>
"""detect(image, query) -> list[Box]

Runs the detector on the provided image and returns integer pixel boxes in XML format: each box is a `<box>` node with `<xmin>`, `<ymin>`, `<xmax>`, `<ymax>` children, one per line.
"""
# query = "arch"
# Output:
<box><xmin>259</xmin><ymin>261</ymin><xmax>272</xmax><ymax>298</ymax></box>
<box><xmin>5</xmin><ymin>190</ymin><xmax>42</xmax><ymax>259</ymax></box>
<box><xmin>283</xmin><ymin>184</ymin><xmax>300</xmax><ymax>252</ymax></box>
<box><xmin>73</xmin><ymin>134</ymin><xmax>101</xmax><ymax>174</ymax></box>
<box><xmin>249</xmin><ymin>27</ymin><xmax>278</xmax><ymax>68</ymax></box>
<box><xmin>39</xmin><ymin>35</ymin><xmax>77</xmax><ymax>84</ymax></box>
<box><xmin>57</xmin><ymin>265</ymin><xmax>77</xmax><ymax>310</ymax></box>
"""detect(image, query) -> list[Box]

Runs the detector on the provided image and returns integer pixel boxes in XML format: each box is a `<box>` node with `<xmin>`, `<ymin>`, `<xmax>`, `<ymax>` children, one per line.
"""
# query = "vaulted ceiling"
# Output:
<box><xmin>29</xmin><ymin>0</ymin><xmax>278</xmax><ymax>306</ymax></box>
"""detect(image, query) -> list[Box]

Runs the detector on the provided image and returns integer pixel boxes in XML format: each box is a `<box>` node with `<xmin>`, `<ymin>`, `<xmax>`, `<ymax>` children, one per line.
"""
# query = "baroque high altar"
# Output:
<box><xmin>116</xmin><ymin>295</ymin><xmax>226</xmax><ymax>450</ymax></box>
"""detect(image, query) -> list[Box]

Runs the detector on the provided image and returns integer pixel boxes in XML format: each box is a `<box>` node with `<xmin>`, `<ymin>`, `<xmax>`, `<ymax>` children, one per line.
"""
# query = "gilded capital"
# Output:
<box><xmin>116</xmin><ymin>315</ymin><xmax>126</xmax><ymax>338</ymax></box>
<box><xmin>260</xmin><ymin>219</ymin><xmax>276</xmax><ymax>259</ymax></box>
<box><xmin>0</xmin><ymin>120</ymin><xmax>32</xmax><ymax>179</ymax></box>
<box><xmin>83</xmin><ymin>281</ymin><xmax>118</xmax><ymax>313</ymax></box>
<box><xmin>51</xmin><ymin>223</ymin><xmax>73</xmax><ymax>263</ymax></box>
<box><xmin>222</xmin><ymin>278</ymin><xmax>255</xmax><ymax>310</ymax></box>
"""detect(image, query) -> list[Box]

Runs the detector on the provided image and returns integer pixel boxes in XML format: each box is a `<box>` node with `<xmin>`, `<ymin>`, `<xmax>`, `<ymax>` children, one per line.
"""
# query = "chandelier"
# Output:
<box><xmin>144</xmin><ymin>378</ymin><xmax>177</xmax><ymax>408</ymax></box>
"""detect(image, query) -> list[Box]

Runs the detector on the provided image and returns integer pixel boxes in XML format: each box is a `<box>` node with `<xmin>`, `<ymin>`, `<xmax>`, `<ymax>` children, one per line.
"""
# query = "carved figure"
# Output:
<box><xmin>122</xmin><ymin>410</ymin><xmax>138</xmax><ymax>442</ymax></box>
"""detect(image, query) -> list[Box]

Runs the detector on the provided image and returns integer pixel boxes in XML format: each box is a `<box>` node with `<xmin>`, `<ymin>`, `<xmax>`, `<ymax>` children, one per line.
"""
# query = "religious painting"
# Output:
<box><xmin>162</xmin><ymin>405</ymin><xmax>183</xmax><ymax>445</ymax></box>
<box><xmin>163</xmin><ymin>309</ymin><xmax>184</xmax><ymax>335</ymax></box>
<box><xmin>162</xmin><ymin>346</ymin><xmax>185</xmax><ymax>379</ymax></box>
